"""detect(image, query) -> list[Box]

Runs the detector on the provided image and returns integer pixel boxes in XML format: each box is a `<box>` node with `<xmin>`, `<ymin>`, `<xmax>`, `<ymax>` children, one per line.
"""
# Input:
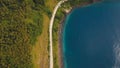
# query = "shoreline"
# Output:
<box><xmin>58</xmin><ymin>13</ymin><xmax>68</xmax><ymax>68</ymax></box>
<box><xmin>58</xmin><ymin>0</ymin><xmax>101</xmax><ymax>68</ymax></box>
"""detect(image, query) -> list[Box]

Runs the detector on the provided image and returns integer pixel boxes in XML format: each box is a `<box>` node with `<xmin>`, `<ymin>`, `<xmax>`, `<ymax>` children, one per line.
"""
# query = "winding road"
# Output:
<box><xmin>49</xmin><ymin>0</ymin><xmax>67</xmax><ymax>68</ymax></box>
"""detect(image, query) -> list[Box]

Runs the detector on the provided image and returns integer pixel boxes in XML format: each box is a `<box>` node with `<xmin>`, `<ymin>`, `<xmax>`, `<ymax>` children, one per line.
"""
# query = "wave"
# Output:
<box><xmin>113</xmin><ymin>30</ymin><xmax>120</xmax><ymax>68</ymax></box>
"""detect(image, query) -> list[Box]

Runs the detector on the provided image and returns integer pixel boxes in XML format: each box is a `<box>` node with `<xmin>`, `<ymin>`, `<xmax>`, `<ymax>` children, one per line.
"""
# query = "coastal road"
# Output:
<box><xmin>49</xmin><ymin>0</ymin><xmax>67</xmax><ymax>68</ymax></box>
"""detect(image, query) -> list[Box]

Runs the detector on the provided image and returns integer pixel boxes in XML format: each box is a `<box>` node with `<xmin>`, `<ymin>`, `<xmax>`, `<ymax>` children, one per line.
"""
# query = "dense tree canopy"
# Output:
<box><xmin>0</xmin><ymin>0</ymin><xmax>45</xmax><ymax>67</ymax></box>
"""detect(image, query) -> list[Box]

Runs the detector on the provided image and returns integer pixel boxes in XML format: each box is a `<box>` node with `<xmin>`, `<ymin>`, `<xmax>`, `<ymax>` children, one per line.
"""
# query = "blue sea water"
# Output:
<box><xmin>62</xmin><ymin>1</ymin><xmax>120</xmax><ymax>68</ymax></box>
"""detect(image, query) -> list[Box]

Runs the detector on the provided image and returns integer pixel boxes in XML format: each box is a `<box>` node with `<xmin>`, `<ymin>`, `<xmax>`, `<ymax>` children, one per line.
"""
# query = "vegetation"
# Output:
<box><xmin>30</xmin><ymin>0</ymin><xmax>58</xmax><ymax>68</ymax></box>
<box><xmin>0</xmin><ymin>0</ymin><xmax>45</xmax><ymax>68</ymax></box>
<box><xmin>53</xmin><ymin>8</ymin><xmax>65</xmax><ymax>68</ymax></box>
<box><xmin>68</xmin><ymin>0</ymin><xmax>93</xmax><ymax>6</ymax></box>
<box><xmin>0</xmin><ymin>21</ymin><xmax>32</xmax><ymax>68</ymax></box>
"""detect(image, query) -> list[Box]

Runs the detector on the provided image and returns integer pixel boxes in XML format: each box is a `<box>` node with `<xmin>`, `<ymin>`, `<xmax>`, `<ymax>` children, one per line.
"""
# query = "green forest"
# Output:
<box><xmin>0</xmin><ymin>0</ymin><xmax>45</xmax><ymax>68</ymax></box>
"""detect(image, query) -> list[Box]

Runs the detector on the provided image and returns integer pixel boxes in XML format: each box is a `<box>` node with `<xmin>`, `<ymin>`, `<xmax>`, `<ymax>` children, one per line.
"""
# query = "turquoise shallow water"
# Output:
<box><xmin>62</xmin><ymin>1</ymin><xmax>120</xmax><ymax>68</ymax></box>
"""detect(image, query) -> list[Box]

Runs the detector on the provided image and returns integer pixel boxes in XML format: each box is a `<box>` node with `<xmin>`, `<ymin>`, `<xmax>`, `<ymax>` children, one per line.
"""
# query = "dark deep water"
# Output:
<box><xmin>62</xmin><ymin>1</ymin><xmax>120</xmax><ymax>68</ymax></box>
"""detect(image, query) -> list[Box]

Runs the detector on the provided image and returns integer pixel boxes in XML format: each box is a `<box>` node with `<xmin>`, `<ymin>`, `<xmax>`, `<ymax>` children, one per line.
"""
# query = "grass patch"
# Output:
<box><xmin>31</xmin><ymin>14</ymin><xmax>49</xmax><ymax>68</ymax></box>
